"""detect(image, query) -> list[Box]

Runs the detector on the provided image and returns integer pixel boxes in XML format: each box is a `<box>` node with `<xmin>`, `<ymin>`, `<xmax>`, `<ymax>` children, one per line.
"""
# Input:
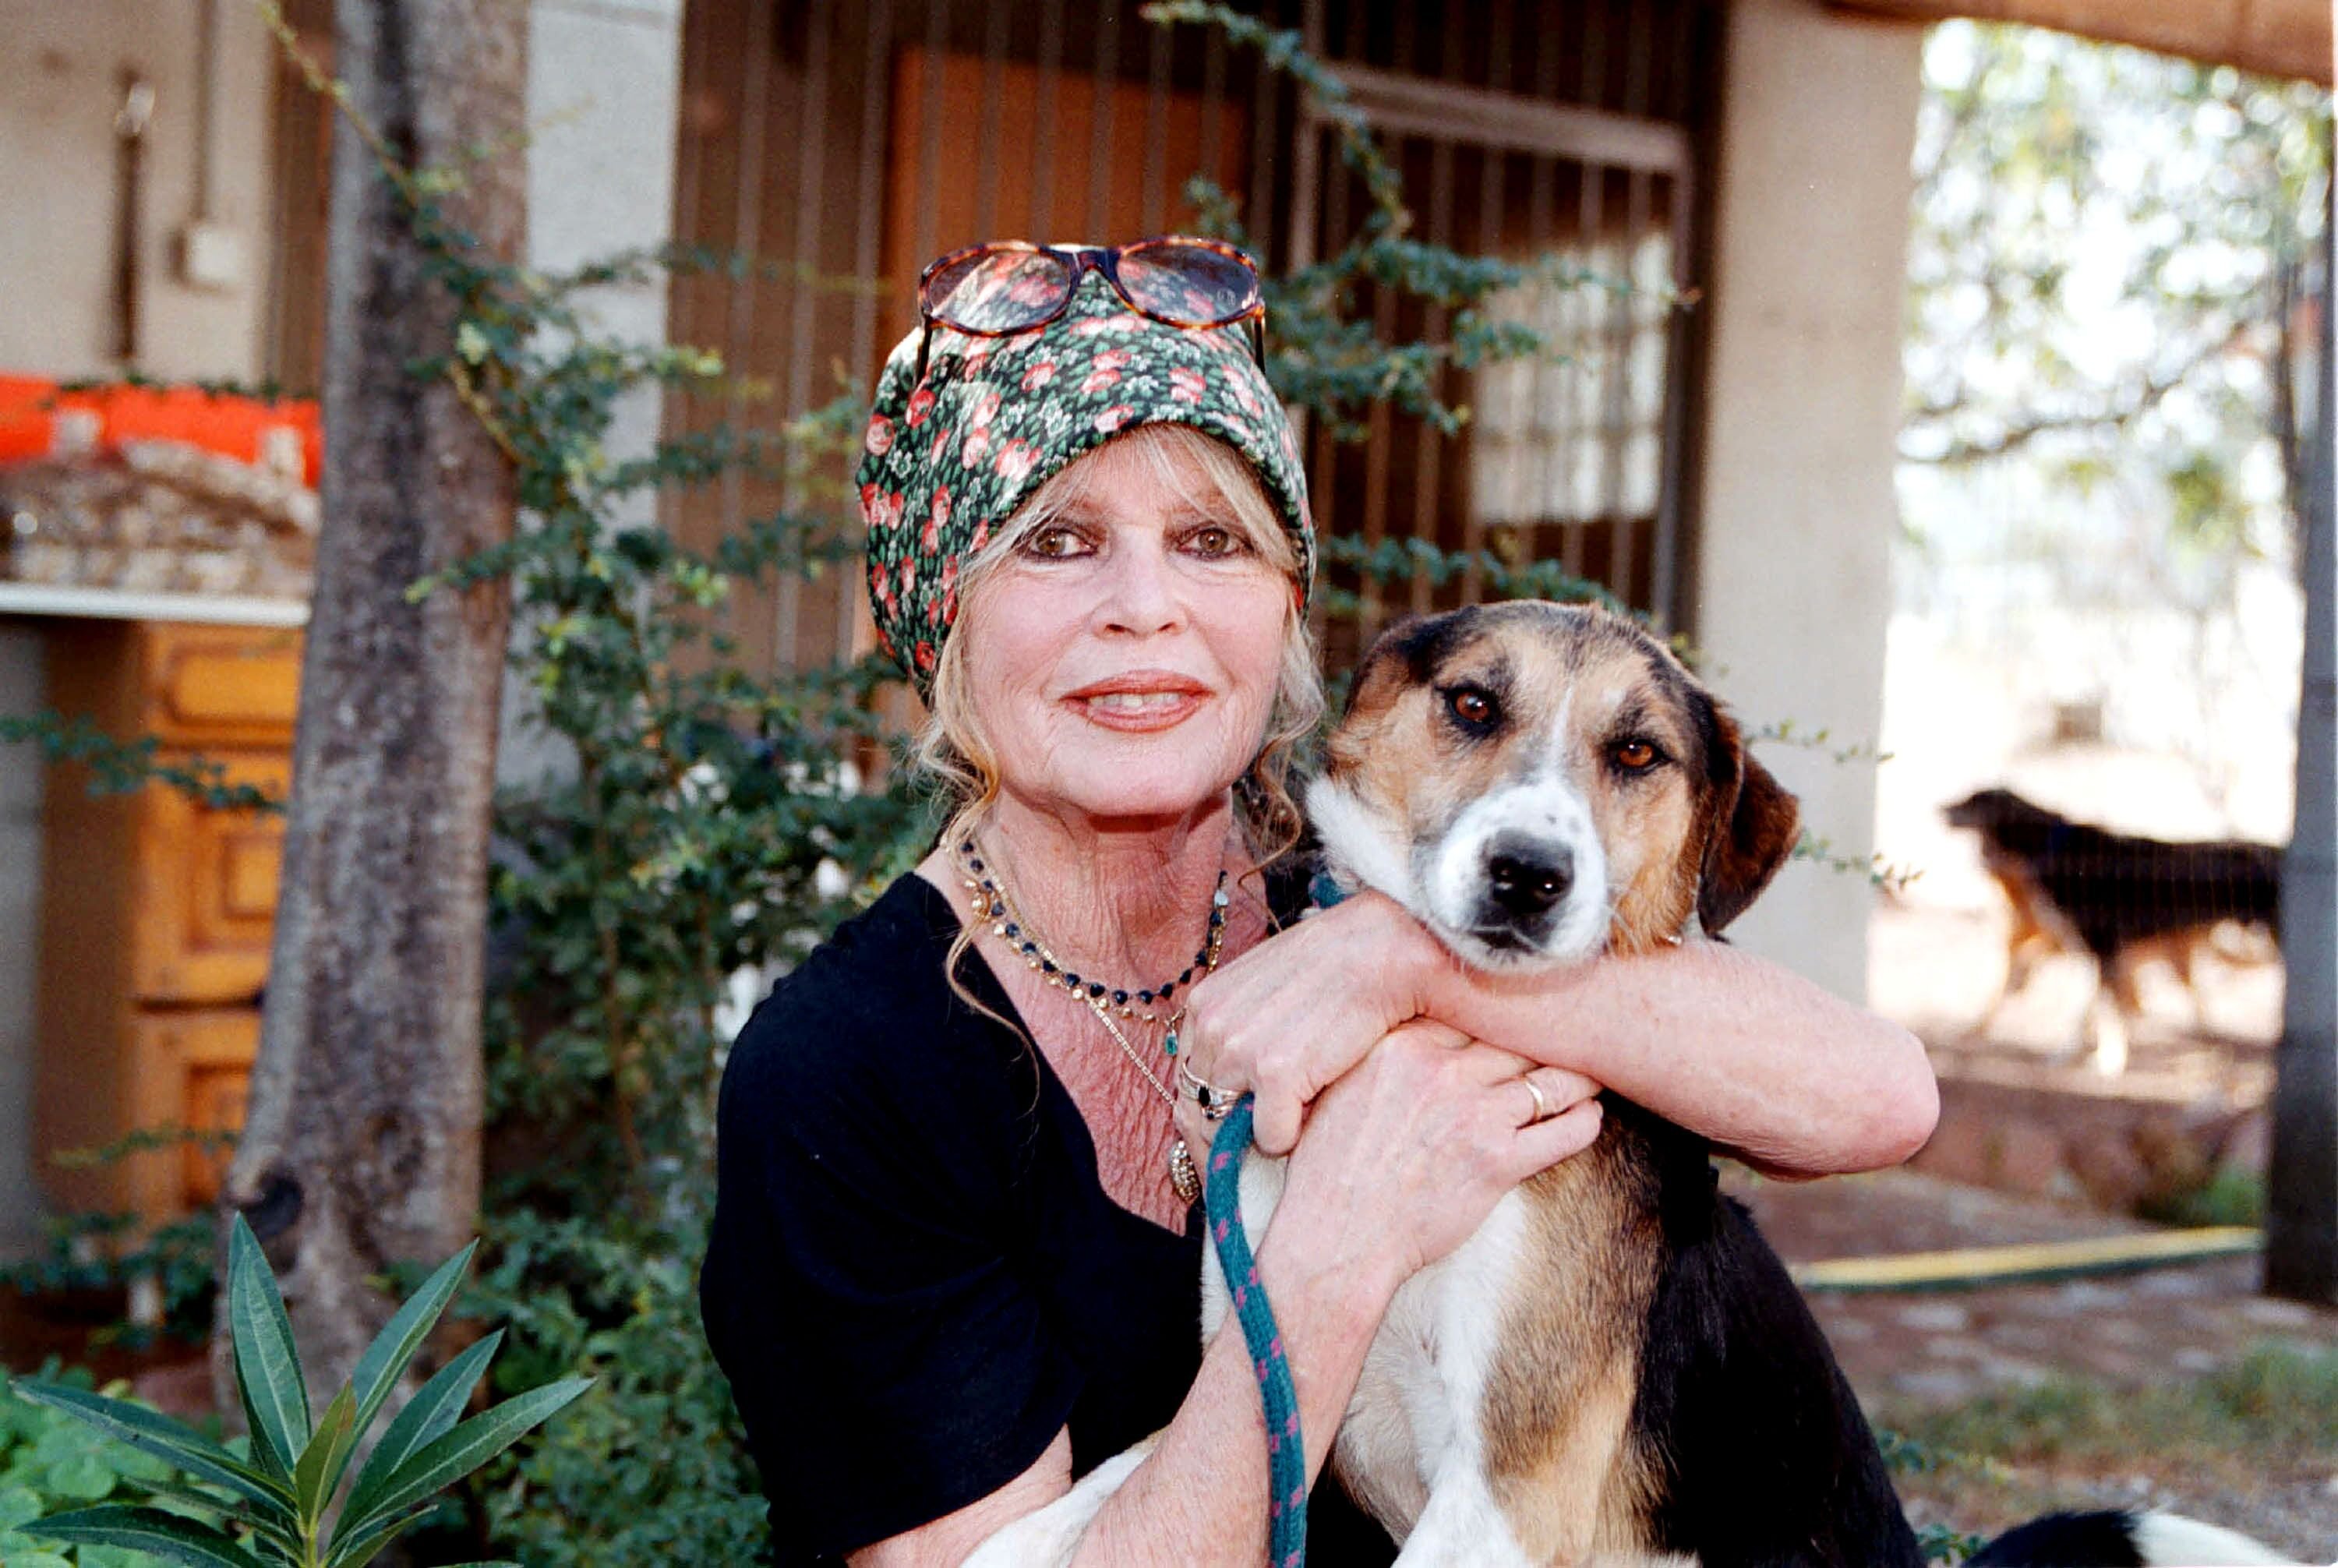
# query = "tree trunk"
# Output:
<box><xmin>2268</xmin><ymin>195</ymin><xmax>2338</xmax><ymax>1304</ymax></box>
<box><xmin>217</xmin><ymin>0</ymin><xmax>524</xmax><ymax>1400</ymax></box>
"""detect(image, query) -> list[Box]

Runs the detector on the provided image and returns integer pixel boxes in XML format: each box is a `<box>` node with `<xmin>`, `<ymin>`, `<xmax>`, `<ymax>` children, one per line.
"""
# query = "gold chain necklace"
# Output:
<box><xmin>958</xmin><ymin>839</ymin><xmax>1228</xmax><ymax>1205</ymax></box>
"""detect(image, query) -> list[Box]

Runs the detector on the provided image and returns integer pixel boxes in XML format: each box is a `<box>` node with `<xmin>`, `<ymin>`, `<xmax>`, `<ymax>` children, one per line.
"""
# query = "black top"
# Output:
<box><xmin>701</xmin><ymin>871</ymin><xmax>1397</xmax><ymax>1565</ymax></box>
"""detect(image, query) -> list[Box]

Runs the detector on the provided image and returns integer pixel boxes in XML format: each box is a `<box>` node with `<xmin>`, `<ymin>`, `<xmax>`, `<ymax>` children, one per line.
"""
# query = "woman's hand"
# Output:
<box><xmin>1181</xmin><ymin>889</ymin><xmax>1454</xmax><ymax>1155</ymax></box>
<box><xmin>1177</xmin><ymin>1020</ymin><xmax>1604</xmax><ymax>1291</ymax></box>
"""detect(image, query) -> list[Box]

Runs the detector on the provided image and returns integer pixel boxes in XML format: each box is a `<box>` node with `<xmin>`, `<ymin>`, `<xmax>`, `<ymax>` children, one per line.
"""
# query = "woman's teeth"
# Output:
<box><xmin>1085</xmin><ymin>691</ymin><xmax>1189</xmax><ymax>713</ymax></box>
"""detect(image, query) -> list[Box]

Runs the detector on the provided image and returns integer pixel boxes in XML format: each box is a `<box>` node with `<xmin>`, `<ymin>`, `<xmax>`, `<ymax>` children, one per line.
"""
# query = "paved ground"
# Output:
<box><xmin>1729</xmin><ymin>1165</ymin><xmax>2338</xmax><ymax>1560</ymax></box>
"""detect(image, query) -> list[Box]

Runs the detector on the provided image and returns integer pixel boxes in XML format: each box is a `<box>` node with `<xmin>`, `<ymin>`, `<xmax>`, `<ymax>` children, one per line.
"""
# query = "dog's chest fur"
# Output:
<box><xmin>1203</xmin><ymin>1113</ymin><xmax>1676</xmax><ymax>1564</ymax></box>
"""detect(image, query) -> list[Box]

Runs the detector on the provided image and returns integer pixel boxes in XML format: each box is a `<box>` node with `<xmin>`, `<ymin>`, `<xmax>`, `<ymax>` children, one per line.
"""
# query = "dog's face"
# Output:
<box><xmin>1943</xmin><ymin>786</ymin><xmax>2058</xmax><ymax>840</ymax></box>
<box><xmin>1305</xmin><ymin>602</ymin><xmax>1799</xmax><ymax>971</ymax></box>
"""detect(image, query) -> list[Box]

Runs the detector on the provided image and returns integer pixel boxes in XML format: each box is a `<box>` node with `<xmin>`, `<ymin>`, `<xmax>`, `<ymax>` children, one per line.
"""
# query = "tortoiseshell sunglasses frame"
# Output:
<box><xmin>912</xmin><ymin>235</ymin><xmax>1267</xmax><ymax>383</ymax></box>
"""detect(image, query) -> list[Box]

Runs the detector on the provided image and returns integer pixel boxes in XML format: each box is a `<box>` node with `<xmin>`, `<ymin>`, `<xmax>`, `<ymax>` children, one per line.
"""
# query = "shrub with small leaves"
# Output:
<box><xmin>0</xmin><ymin>1362</ymin><xmax>180</xmax><ymax>1568</ymax></box>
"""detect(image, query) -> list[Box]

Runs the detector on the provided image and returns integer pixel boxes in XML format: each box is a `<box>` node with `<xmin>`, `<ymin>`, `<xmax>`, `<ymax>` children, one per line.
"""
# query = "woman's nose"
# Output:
<box><xmin>1096</xmin><ymin>539</ymin><xmax>1185</xmax><ymax>635</ymax></box>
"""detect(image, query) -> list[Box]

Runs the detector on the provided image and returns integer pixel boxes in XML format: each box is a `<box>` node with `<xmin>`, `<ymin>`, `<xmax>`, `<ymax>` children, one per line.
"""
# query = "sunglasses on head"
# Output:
<box><xmin>913</xmin><ymin>235</ymin><xmax>1266</xmax><ymax>383</ymax></box>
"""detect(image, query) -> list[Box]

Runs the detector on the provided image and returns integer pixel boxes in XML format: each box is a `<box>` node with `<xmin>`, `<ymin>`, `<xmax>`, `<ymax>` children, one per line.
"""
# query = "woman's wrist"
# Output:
<box><xmin>1253</xmin><ymin>1205</ymin><xmax>1407</xmax><ymax>1330</ymax></box>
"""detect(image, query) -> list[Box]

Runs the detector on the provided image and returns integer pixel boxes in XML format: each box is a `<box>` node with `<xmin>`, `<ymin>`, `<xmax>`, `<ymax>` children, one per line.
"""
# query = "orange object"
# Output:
<box><xmin>0</xmin><ymin>375</ymin><xmax>321</xmax><ymax>485</ymax></box>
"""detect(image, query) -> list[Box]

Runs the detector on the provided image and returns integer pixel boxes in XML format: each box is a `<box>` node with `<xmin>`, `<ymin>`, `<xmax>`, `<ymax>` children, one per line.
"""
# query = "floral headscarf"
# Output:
<box><xmin>856</xmin><ymin>268</ymin><xmax>1313</xmax><ymax>691</ymax></box>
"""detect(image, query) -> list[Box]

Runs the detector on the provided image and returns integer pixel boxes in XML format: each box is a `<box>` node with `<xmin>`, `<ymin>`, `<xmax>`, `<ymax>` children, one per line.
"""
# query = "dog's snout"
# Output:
<box><xmin>1486</xmin><ymin>840</ymin><xmax>1573</xmax><ymax>917</ymax></box>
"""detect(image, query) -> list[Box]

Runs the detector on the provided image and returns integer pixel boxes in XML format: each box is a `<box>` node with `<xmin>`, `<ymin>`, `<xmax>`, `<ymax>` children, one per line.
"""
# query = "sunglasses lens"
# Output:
<box><xmin>1116</xmin><ymin>241</ymin><xmax>1259</xmax><ymax>326</ymax></box>
<box><xmin>923</xmin><ymin>248</ymin><xmax>1072</xmax><ymax>333</ymax></box>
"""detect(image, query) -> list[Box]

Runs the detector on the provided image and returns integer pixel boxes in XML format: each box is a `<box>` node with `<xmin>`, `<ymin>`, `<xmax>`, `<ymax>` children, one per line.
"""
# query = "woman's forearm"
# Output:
<box><xmin>1068</xmin><ymin>1231</ymin><xmax>1395</xmax><ymax>1567</ymax></box>
<box><xmin>1415</xmin><ymin>938</ymin><xmax>1937</xmax><ymax>1178</ymax></box>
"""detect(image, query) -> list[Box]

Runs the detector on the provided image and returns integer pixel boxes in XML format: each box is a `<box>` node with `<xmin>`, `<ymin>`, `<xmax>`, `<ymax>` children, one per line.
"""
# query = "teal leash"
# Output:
<box><xmin>1205</xmin><ymin>1099</ymin><xmax>1307</xmax><ymax>1568</ymax></box>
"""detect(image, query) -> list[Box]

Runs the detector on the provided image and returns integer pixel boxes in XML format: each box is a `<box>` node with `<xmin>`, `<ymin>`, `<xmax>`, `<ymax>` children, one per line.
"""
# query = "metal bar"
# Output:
<box><xmin>1413</xmin><ymin>130</ymin><xmax>1454</xmax><ymax>617</ymax></box>
<box><xmin>778</xmin><ymin>0</ymin><xmax>835</xmax><ymax>669</ymax></box>
<box><xmin>1199</xmin><ymin>19</ymin><xmax>1226</xmax><ymax>210</ymax></box>
<box><xmin>1648</xmin><ymin>1</ymin><xmax>1701</xmax><ymax>629</ymax></box>
<box><xmin>1330</xmin><ymin>62</ymin><xmax>1690</xmax><ymax>172</ymax></box>
<box><xmin>975</xmin><ymin>0</ymin><xmax>1012</xmax><ymax>240</ymax></box>
<box><xmin>1143</xmin><ymin>16</ymin><xmax>1173</xmax><ymax>234</ymax></box>
<box><xmin>1087</xmin><ymin>5</ymin><xmax>1121</xmax><ymax>242</ymax></box>
<box><xmin>717</xmin><ymin>0</ymin><xmax>775</xmax><ymax>560</ymax></box>
<box><xmin>1463</xmin><ymin>0</ymin><xmax>1517</xmax><ymax>602</ymax></box>
<box><xmin>1562</xmin><ymin>0</ymin><xmax>1608</xmax><ymax>581</ymax></box>
<box><xmin>911</xmin><ymin>0</ymin><xmax>949</xmax><ymax>277</ymax></box>
<box><xmin>1032</xmin><ymin>0</ymin><xmax>1065</xmax><ymax>234</ymax></box>
<box><xmin>1602</xmin><ymin>0</ymin><xmax>1655</xmax><ymax>608</ymax></box>
<box><xmin>844</xmin><ymin>0</ymin><xmax>895</xmax><ymax>662</ymax></box>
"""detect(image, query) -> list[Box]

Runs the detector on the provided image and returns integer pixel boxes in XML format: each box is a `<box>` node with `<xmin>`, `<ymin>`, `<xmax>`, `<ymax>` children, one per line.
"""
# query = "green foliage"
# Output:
<box><xmin>461</xmin><ymin>1214</ymin><xmax>770</xmax><ymax>1566</ymax></box>
<box><xmin>0</xmin><ymin>716</ymin><xmax>281</xmax><ymax>814</ymax></box>
<box><xmin>2137</xmin><ymin>1164</ymin><xmax>2267</xmax><ymax>1229</ymax></box>
<box><xmin>16</xmin><ymin>1217</ymin><xmax>588</xmax><ymax>1568</ymax></box>
<box><xmin>1891</xmin><ymin>1340</ymin><xmax>2338</xmax><ymax>1467</ymax></box>
<box><xmin>0</xmin><ymin>1362</ymin><xmax>182</xmax><ymax>1568</ymax></box>
<box><xmin>0</xmin><ymin>1210</ymin><xmax>217</xmax><ymax>1350</ymax></box>
<box><xmin>1900</xmin><ymin>21</ymin><xmax>2330</xmax><ymax>578</ymax></box>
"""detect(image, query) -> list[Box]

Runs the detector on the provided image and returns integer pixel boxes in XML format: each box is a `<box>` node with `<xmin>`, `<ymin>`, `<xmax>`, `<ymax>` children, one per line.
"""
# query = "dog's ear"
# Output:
<box><xmin>1694</xmin><ymin>701</ymin><xmax>1800</xmax><ymax>937</ymax></box>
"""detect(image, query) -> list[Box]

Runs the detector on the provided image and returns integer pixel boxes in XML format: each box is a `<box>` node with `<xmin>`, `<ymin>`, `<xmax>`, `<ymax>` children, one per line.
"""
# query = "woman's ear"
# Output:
<box><xmin>1695</xmin><ymin>704</ymin><xmax>1801</xmax><ymax>938</ymax></box>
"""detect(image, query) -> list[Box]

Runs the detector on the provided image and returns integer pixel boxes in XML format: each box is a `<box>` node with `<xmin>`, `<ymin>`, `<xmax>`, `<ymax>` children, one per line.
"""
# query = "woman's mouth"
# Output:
<box><xmin>1067</xmin><ymin>676</ymin><xmax>1208</xmax><ymax>732</ymax></box>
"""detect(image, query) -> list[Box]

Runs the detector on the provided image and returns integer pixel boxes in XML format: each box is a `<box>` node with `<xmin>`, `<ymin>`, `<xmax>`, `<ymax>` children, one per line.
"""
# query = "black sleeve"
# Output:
<box><xmin>700</xmin><ymin>959</ymin><xmax>1082</xmax><ymax>1562</ymax></box>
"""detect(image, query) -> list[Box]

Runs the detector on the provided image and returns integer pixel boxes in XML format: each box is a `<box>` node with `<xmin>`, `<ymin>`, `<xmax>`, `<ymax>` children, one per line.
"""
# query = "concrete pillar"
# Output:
<box><xmin>500</xmin><ymin>0</ymin><xmax>686</xmax><ymax>782</ymax></box>
<box><xmin>0</xmin><ymin>631</ymin><xmax>49</xmax><ymax>1258</ymax></box>
<box><xmin>1693</xmin><ymin>0</ymin><xmax>1925</xmax><ymax>1001</ymax></box>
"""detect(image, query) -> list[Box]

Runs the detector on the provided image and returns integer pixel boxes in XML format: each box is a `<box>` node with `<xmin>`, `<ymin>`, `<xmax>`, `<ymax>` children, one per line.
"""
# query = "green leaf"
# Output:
<box><xmin>226</xmin><ymin>1219</ymin><xmax>311</xmax><ymax>1481</ymax></box>
<box><xmin>292</xmin><ymin>1386</ymin><xmax>356</xmax><ymax>1520</ymax></box>
<box><xmin>23</xmin><ymin>1504</ymin><xmax>270</xmax><ymax>1568</ymax></box>
<box><xmin>333</xmin><ymin>1333</ymin><xmax>500</xmax><ymax>1532</ymax></box>
<box><xmin>0</xmin><ymin>1483</ymin><xmax>42</xmax><ymax>1528</ymax></box>
<box><xmin>7</xmin><ymin>1383</ymin><xmax>295</xmax><ymax>1522</ymax></box>
<box><xmin>332</xmin><ymin>1377</ymin><xmax>589</xmax><ymax>1546</ymax></box>
<box><xmin>42</xmin><ymin>1450</ymin><xmax>116</xmax><ymax>1499</ymax></box>
<box><xmin>0</xmin><ymin>1548</ymin><xmax>76</xmax><ymax>1568</ymax></box>
<box><xmin>318</xmin><ymin>1502</ymin><xmax>436</xmax><ymax>1568</ymax></box>
<box><xmin>347</xmin><ymin>1243</ymin><xmax>475</xmax><ymax>1443</ymax></box>
<box><xmin>237</xmin><ymin>1373</ymin><xmax>291</xmax><ymax>1483</ymax></box>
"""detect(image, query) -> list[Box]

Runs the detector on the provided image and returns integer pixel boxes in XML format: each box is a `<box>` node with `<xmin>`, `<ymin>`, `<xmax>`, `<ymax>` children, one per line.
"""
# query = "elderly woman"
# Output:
<box><xmin>700</xmin><ymin>239</ymin><xmax>1936</xmax><ymax>1567</ymax></box>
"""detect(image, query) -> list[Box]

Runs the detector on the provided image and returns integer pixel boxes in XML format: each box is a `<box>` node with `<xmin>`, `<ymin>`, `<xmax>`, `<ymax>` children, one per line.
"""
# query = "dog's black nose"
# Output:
<box><xmin>1486</xmin><ymin>841</ymin><xmax>1573</xmax><ymax>917</ymax></box>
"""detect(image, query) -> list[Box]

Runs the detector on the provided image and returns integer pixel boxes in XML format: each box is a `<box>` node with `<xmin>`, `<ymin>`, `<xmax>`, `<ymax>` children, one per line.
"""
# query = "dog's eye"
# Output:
<box><xmin>1611</xmin><ymin>739</ymin><xmax>1662</xmax><ymax>772</ymax></box>
<box><xmin>1446</xmin><ymin>687</ymin><xmax>1498</xmax><ymax>729</ymax></box>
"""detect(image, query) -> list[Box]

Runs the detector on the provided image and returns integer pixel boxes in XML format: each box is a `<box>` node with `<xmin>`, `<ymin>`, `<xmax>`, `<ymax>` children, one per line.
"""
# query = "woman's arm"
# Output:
<box><xmin>1182</xmin><ymin>892</ymin><xmax>1937</xmax><ymax>1178</ymax></box>
<box><xmin>851</xmin><ymin>1023</ymin><xmax>1605</xmax><ymax>1567</ymax></box>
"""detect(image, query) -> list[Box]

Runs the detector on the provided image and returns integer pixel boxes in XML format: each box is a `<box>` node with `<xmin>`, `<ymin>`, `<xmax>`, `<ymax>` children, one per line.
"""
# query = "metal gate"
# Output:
<box><xmin>665</xmin><ymin>0</ymin><xmax>1719</xmax><ymax>673</ymax></box>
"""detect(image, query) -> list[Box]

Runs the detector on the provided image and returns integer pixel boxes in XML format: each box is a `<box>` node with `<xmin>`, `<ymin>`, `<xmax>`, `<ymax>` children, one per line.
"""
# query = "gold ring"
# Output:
<box><xmin>1523</xmin><ymin>1075</ymin><xmax>1552</xmax><ymax>1125</ymax></box>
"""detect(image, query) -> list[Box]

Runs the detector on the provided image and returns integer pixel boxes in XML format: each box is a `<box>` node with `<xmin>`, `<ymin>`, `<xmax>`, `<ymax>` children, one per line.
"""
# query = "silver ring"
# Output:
<box><xmin>1522</xmin><ymin>1075</ymin><xmax>1552</xmax><ymax>1125</ymax></box>
<box><xmin>1177</xmin><ymin>1056</ymin><xmax>1238</xmax><ymax>1120</ymax></box>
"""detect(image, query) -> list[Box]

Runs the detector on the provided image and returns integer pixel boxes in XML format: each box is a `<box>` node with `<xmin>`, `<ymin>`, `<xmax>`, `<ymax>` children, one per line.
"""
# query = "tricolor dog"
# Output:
<box><xmin>970</xmin><ymin>602</ymin><xmax>2293</xmax><ymax>1566</ymax></box>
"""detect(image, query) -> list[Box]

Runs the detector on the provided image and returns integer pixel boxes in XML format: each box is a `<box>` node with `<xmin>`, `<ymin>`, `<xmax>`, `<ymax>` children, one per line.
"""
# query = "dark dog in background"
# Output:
<box><xmin>1944</xmin><ymin>787</ymin><xmax>2283</xmax><ymax>1072</ymax></box>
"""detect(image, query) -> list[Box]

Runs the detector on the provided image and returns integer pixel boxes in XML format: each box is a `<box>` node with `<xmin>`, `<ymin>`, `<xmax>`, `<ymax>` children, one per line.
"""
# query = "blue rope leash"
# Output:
<box><xmin>1205</xmin><ymin>1097</ymin><xmax>1307</xmax><ymax>1568</ymax></box>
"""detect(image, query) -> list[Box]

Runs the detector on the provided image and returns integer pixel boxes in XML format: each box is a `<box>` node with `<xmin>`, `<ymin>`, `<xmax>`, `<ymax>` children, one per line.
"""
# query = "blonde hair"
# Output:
<box><xmin>916</xmin><ymin>424</ymin><xmax>1322</xmax><ymax>1006</ymax></box>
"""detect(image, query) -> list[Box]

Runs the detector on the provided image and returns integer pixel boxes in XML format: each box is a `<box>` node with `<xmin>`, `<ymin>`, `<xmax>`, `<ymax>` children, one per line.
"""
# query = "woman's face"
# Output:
<box><xmin>959</xmin><ymin>433</ymin><xmax>1292</xmax><ymax>830</ymax></box>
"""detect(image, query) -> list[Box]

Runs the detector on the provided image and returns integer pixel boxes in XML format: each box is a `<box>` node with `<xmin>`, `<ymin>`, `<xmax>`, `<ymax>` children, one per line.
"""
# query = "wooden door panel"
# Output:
<box><xmin>140</xmin><ymin>623</ymin><xmax>302</xmax><ymax>747</ymax></box>
<box><xmin>132</xmin><ymin>752</ymin><xmax>289</xmax><ymax>1004</ymax></box>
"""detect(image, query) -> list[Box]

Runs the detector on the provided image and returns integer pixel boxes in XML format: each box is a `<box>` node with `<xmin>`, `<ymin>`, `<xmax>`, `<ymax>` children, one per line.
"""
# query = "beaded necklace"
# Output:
<box><xmin>956</xmin><ymin>839</ymin><xmax>1231</xmax><ymax>1205</ymax></box>
<box><xmin>957</xmin><ymin>839</ymin><xmax>1227</xmax><ymax>1039</ymax></box>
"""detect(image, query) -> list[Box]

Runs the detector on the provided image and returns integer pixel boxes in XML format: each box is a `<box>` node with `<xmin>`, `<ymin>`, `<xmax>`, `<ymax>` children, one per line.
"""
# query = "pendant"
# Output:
<box><xmin>1167</xmin><ymin>1138</ymin><xmax>1200</xmax><ymax>1206</ymax></box>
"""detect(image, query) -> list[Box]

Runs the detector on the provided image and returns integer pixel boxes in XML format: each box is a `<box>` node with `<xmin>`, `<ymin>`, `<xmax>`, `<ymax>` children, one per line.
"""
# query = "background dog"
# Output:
<box><xmin>1943</xmin><ymin>786</ymin><xmax>2283</xmax><ymax>1072</ymax></box>
<box><xmin>971</xmin><ymin>606</ymin><xmax>2291</xmax><ymax>1566</ymax></box>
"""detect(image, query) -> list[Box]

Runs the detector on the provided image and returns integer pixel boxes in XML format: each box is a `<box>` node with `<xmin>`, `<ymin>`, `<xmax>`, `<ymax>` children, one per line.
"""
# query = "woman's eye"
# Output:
<box><xmin>1185</xmin><ymin>524</ymin><xmax>1245</xmax><ymax>557</ymax></box>
<box><xmin>1611</xmin><ymin>739</ymin><xmax>1662</xmax><ymax>772</ymax></box>
<box><xmin>1022</xmin><ymin>525</ymin><xmax>1090</xmax><ymax>559</ymax></box>
<box><xmin>1446</xmin><ymin>687</ymin><xmax>1497</xmax><ymax>728</ymax></box>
